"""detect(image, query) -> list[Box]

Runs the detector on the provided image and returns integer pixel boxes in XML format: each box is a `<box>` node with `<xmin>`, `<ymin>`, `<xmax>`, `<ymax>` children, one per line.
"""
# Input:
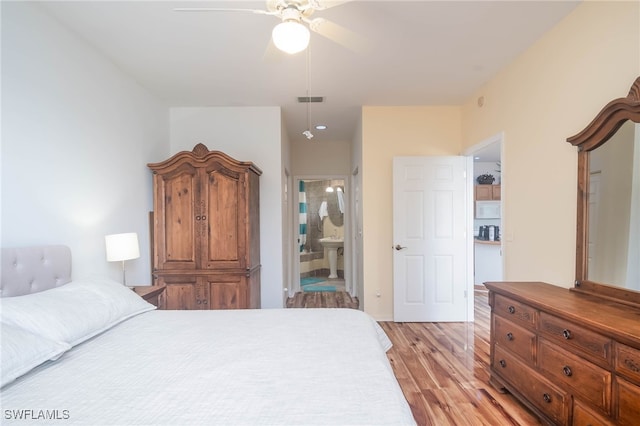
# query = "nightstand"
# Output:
<box><xmin>132</xmin><ymin>285</ymin><xmax>165</xmax><ymax>309</ymax></box>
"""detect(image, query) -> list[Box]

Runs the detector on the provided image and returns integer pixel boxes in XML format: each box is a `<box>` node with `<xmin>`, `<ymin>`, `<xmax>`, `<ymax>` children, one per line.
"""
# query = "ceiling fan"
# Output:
<box><xmin>175</xmin><ymin>0</ymin><xmax>364</xmax><ymax>54</ymax></box>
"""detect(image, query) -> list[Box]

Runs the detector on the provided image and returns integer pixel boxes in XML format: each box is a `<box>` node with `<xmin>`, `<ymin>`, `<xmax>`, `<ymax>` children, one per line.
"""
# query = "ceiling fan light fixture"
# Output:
<box><xmin>272</xmin><ymin>21</ymin><xmax>310</xmax><ymax>54</ymax></box>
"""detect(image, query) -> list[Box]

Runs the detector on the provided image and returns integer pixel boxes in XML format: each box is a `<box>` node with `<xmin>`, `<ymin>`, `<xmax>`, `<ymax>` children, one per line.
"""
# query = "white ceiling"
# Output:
<box><xmin>39</xmin><ymin>0</ymin><xmax>579</xmax><ymax>145</ymax></box>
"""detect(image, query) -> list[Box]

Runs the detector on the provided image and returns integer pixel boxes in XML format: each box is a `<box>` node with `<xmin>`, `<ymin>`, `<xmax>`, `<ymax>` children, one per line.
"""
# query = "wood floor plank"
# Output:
<box><xmin>382</xmin><ymin>292</ymin><xmax>542</xmax><ymax>425</ymax></box>
<box><xmin>286</xmin><ymin>291</ymin><xmax>359</xmax><ymax>309</ymax></box>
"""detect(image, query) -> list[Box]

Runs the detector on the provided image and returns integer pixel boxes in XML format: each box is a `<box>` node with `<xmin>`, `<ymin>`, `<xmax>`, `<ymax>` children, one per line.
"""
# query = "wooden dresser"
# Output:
<box><xmin>148</xmin><ymin>143</ymin><xmax>261</xmax><ymax>310</ymax></box>
<box><xmin>485</xmin><ymin>281</ymin><xmax>640</xmax><ymax>425</ymax></box>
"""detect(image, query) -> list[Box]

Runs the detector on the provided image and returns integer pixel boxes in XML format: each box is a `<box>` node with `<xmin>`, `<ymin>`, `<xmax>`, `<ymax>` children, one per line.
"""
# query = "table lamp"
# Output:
<box><xmin>105</xmin><ymin>232</ymin><xmax>140</xmax><ymax>286</ymax></box>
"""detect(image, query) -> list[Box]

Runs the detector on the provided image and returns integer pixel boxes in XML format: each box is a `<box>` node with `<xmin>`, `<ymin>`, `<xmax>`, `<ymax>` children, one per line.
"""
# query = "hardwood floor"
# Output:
<box><xmin>287</xmin><ymin>290</ymin><xmax>541</xmax><ymax>425</ymax></box>
<box><xmin>285</xmin><ymin>290</ymin><xmax>359</xmax><ymax>309</ymax></box>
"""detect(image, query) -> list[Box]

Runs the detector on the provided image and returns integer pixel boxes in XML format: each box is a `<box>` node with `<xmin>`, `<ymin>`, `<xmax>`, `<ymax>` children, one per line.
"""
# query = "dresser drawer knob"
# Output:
<box><xmin>508</xmin><ymin>306</ymin><xmax>515</xmax><ymax>314</ymax></box>
<box><xmin>562</xmin><ymin>366</ymin><xmax>572</xmax><ymax>377</ymax></box>
<box><xmin>562</xmin><ymin>329</ymin><xmax>572</xmax><ymax>339</ymax></box>
<box><xmin>499</xmin><ymin>359</ymin><xmax>506</xmax><ymax>368</ymax></box>
<box><xmin>506</xmin><ymin>332</ymin><xmax>514</xmax><ymax>341</ymax></box>
<box><xmin>543</xmin><ymin>393</ymin><xmax>552</xmax><ymax>403</ymax></box>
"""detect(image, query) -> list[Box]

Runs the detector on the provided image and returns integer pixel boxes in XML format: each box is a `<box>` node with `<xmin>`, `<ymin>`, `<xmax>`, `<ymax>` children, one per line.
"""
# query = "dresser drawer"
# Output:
<box><xmin>616</xmin><ymin>376</ymin><xmax>640</xmax><ymax>425</ymax></box>
<box><xmin>493</xmin><ymin>345</ymin><xmax>568</xmax><ymax>424</ymax></box>
<box><xmin>493</xmin><ymin>294</ymin><xmax>536</xmax><ymax>329</ymax></box>
<box><xmin>539</xmin><ymin>311</ymin><xmax>611</xmax><ymax>363</ymax></box>
<box><xmin>538</xmin><ymin>338</ymin><xmax>611</xmax><ymax>413</ymax></box>
<box><xmin>573</xmin><ymin>399</ymin><xmax>614</xmax><ymax>426</ymax></box>
<box><xmin>615</xmin><ymin>343</ymin><xmax>640</xmax><ymax>384</ymax></box>
<box><xmin>493</xmin><ymin>314</ymin><xmax>536</xmax><ymax>363</ymax></box>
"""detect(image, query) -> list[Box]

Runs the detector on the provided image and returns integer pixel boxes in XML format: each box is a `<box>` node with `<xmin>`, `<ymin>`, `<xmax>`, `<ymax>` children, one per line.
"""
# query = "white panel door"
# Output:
<box><xmin>393</xmin><ymin>156</ymin><xmax>470</xmax><ymax>322</ymax></box>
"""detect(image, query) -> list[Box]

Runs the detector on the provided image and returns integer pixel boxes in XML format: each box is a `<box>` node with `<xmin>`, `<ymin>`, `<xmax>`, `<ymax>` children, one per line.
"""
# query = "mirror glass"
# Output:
<box><xmin>587</xmin><ymin>121</ymin><xmax>640</xmax><ymax>290</ymax></box>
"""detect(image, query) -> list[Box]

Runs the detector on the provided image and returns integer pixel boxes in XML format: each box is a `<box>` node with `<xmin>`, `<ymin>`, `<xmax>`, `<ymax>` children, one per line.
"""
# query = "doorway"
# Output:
<box><xmin>292</xmin><ymin>176</ymin><xmax>350</xmax><ymax>297</ymax></box>
<box><xmin>464</xmin><ymin>133</ymin><xmax>505</xmax><ymax>289</ymax></box>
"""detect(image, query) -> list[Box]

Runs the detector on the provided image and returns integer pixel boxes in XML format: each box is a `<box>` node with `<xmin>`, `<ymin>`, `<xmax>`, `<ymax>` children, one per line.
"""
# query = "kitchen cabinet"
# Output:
<box><xmin>475</xmin><ymin>184</ymin><xmax>501</xmax><ymax>200</ymax></box>
<box><xmin>474</xmin><ymin>242</ymin><xmax>502</xmax><ymax>285</ymax></box>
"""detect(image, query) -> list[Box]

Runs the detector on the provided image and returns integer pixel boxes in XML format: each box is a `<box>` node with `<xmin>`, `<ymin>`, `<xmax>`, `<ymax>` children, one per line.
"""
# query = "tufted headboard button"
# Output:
<box><xmin>1</xmin><ymin>246</ymin><xmax>72</xmax><ymax>297</ymax></box>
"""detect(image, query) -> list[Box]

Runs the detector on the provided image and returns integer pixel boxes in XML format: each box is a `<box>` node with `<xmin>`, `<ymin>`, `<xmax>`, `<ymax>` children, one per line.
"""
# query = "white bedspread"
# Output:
<box><xmin>1</xmin><ymin>308</ymin><xmax>415</xmax><ymax>425</ymax></box>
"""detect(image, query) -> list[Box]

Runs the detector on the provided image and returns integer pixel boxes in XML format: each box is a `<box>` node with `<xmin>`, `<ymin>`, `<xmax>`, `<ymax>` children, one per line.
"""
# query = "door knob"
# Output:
<box><xmin>394</xmin><ymin>244</ymin><xmax>407</xmax><ymax>251</ymax></box>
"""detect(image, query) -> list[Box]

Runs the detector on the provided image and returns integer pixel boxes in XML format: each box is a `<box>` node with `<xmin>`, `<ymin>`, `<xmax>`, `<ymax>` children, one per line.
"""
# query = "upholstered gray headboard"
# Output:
<box><xmin>1</xmin><ymin>245</ymin><xmax>72</xmax><ymax>297</ymax></box>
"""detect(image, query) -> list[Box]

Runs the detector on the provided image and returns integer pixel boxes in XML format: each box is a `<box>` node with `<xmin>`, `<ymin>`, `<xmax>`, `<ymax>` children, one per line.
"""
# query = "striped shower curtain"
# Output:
<box><xmin>299</xmin><ymin>180</ymin><xmax>307</xmax><ymax>252</ymax></box>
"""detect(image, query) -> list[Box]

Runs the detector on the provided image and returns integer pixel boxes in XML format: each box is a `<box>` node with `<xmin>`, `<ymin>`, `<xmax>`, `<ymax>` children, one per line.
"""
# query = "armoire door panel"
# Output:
<box><xmin>157</xmin><ymin>276</ymin><xmax>198</xmax><ymax>310</ymax></box>
<box><xmin>204</xmin><ymin>168</ymin><xmax>246</xmax><ymax>269</ymax></box>
<box><xmin>156</xmin><ymin>166</ymin><xmax>198</xmax><ymax>270</ymax></box>
<box><xmin>207</xmin><ymin>276</ymin><xmax>247</xmax><ymax>310</ymax></box>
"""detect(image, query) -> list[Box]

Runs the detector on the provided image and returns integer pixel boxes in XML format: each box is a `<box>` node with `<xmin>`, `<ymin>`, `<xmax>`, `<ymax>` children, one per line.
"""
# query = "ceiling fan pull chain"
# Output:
<box><xmin>304</xmin><ymin>40</ymin><xmax>314</xmax><ymax>140</ymax></box>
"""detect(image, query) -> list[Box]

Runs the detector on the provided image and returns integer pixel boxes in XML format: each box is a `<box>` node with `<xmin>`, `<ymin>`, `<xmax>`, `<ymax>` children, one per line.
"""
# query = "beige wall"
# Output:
<box><xmin>360</xmin><ymin>1</ymin><xmax>639</xmax><ymax>320</ymax></box>
<box><xmin>461</xmin><ymin>1</ymin><xmax>639</xmax><ymax>288</ymax></box>
<box><xmin>362</xmin><ymin>106</ymin><xmax>463</xmax><ymax>320</ymax></box>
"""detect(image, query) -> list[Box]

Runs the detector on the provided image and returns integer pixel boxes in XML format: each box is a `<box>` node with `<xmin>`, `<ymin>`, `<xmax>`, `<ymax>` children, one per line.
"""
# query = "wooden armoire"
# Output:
<box><xmin>148</xmin><ymin>143</ymin><xmax>261</xmax><ymax>310</ymax></box>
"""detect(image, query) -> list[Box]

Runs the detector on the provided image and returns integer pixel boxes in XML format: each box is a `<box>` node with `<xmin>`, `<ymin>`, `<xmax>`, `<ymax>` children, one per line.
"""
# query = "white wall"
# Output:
<box><xmin>1</xmin><ymin>2</ymin><xmax>168</xmax><ymax>284</ymax></box>
<box><xmin>169</xmin><ymin>107</ymin><xmax>285</xmax><ymax>308</ymax></box>
<box><xmin>474</xmin><ymin>162</ymin><xmax>501</xmax><ymax>184</ymax></box>
<box><xmin>290</xmin><ymin>139</ymin><xmax>351</xmax><ymax>175</ymax></box>
<box><xmin>351</xmin><ymin>112</ymin><xmax>364</xmax><ymax>307</ymax></box>
<box><xmin>280</xmin><ymin>116</ymin><xmax>292</xmax><ymax>306</ymax></box>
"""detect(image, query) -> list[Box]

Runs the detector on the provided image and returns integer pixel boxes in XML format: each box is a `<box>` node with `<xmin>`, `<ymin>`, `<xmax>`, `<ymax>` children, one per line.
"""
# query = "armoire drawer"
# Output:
<box><xmin>493</xmin><ymin>314</ymin><xmax>536</xmax><ymax>363</ymax></box>
<box><xmin>538</xmin><ymin>338</ymin><xmax>611</xmax><ymax>413</ymax></box>
<box><xmin>493</xmin><ymin>294</ymin><xmax>536</xmax><ymax>329</ymax></box>
<box><xmin>615</xmin><ymin>343</ymin><xmax>640</xmax><ymax>384</ymax></box>
<box><xmin>539</xmin><ymin>311</ymin><xmax>611</xmax><ymax>363</ymax></box>
<box><xmin>493</xmin><ymin>345</ymin><xmax>568</xmax><ymax>424</ymax></box>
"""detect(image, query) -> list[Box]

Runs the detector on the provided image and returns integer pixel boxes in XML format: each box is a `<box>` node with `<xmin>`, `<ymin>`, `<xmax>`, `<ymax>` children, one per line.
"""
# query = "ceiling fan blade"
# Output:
<box><xmin>173</xmin><ymin>8</ymin><xmax>276</xmax><ymax>16</ymax></box>
<box><xmin>308</xmin><ymin>18</ymin><xmax>370</xmax><ymax>53</ymax></box>
<box><xmin>308</xmin><ymin>0</ymin><xmax>352</xmax><ymax>11</ymax></box>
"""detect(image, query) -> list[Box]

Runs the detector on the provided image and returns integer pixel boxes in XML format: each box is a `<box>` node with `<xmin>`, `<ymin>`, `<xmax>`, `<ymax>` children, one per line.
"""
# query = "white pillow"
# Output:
<box><xmin>0</xmin><ymin>277</ymin><xmax>155</xmax><ymax>347</ymax></box>
<box><xmin>1</xmin><ymin>322</ymin><xmax>71</xmax><ymax>387</ymax></box>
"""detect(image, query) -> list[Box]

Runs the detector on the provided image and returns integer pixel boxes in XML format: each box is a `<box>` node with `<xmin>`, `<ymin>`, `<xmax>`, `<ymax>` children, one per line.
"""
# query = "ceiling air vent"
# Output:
<box><xmin>297</xmin><ymin>96</ymin><xmax>324</xmax><ymax>103</ymax></box>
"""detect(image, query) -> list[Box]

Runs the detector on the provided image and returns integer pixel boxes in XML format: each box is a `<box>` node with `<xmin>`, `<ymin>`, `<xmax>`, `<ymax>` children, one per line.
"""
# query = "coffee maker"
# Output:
<box><xmin>478</xmin><ymin>225</ymin><xmax>500</xmax><ymax>241</ymax></box>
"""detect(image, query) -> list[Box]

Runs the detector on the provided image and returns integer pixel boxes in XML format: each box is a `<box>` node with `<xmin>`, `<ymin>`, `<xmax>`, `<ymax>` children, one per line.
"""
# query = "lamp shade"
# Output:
<box><xmin>105</xmin><ymin>233</ymin><xmax>140</xmax><ymax>262</ymax></box>
<box><xmin>272</xmin><ymin>21</ymin><xmax>310</xmax><ymax>54</ymax></box>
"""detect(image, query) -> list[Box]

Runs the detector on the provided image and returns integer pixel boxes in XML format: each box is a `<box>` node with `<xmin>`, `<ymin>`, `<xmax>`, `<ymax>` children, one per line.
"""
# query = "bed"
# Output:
<box><xmin>0</xmin><ymin>246</ymin><xmax>416</xmax><ymax>425</ymax></box>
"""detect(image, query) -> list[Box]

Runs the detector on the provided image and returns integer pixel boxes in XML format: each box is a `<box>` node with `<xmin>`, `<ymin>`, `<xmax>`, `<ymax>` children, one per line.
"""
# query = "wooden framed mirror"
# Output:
<box><xmin>567</xmin><ymin>76</ymin><xmax>640</xmax><ymax>306</ymax></box>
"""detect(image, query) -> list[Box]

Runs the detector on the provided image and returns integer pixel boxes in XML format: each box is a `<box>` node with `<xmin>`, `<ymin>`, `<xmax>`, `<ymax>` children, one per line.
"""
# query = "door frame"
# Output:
<box><xmin>291</xmin><ymin>174</ymin><xmax>351</xmax><ymax>297</ymax></box>
<box><xmin>462</xmin><ymin>132</ymin><xmax>506</xmax><ymax>290</ymax></box>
